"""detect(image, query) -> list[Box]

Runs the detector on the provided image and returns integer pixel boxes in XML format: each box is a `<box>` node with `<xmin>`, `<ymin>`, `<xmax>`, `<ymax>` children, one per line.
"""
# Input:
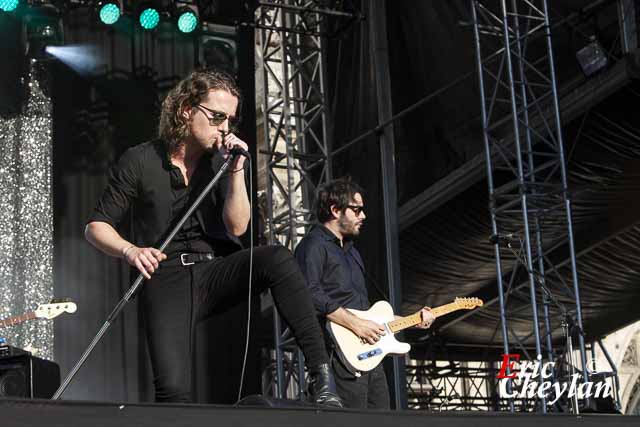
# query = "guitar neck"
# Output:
<box><xmin>387</xmin><ymin>302</ymin><xmax>460</xmax><ymax>333</ymax></box>
<box><xmin>0</xmin><ymin>311</ymin><xmax>37</xmax><ymax>328</ymax></box>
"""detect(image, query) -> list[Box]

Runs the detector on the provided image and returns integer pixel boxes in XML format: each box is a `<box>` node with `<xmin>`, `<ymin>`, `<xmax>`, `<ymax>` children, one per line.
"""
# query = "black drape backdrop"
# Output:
<box><xmin>325</xmin><ymin>0</ymin><xmax>396</xmax><ymax>308</ymax></box>
<box><xmin>325</xmin><ymin>0</ymin><xmax>490</xmax><ymax>311</ymax></box>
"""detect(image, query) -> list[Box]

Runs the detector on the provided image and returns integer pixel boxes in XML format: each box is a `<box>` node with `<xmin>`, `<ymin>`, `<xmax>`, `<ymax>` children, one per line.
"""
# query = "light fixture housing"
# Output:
<box><xmin>174</xmin><ymin>2</ymin><xmax>199</xmax><ymax>34</ymax></box>
<box><xmin>0</xmin><ymin>0</ymin><xmax>19</xmax><ymax>13</ymax></box>
<box><xmin>137</xmin><ymin>2</ymin><xmax>161</xmax><ymax>30</ymax></box>
<box><xmin>96</xmin><ymin>1</ymin><xmax>122</xmax><ymax>26</ymax></box>
<box><xmin>23</xmin><ymin>3</ymin><xmax>63</xmax><ymax>59</ymax></box>
<box><xmin>176</xmin><ymin>8</ymin><xmax>198</xmax><ymax>33</ymax></box>
<box><xmin>576</xmin><ymin>36</ymin><xmax>608</xmax><ymax>77</ymax></box>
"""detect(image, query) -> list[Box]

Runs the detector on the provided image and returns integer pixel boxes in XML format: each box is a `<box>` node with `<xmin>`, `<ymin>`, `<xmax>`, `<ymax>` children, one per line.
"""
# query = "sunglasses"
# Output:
<box><xmin>346</xmin><ymin>205</ymin><xmax>364</xmax><ymax>215</ymax></box>
<box><xmin>195</xmin><ymin>104</ymin><xmax>238</xmax><ymax>128</ymax></box>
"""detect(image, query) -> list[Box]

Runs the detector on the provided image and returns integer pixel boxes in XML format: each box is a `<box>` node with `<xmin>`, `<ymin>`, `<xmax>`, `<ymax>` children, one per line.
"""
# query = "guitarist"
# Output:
<box><xmin>295</xmin><ymin>177</ymin><xmax>435</xmax><ymax>409</ymax></box>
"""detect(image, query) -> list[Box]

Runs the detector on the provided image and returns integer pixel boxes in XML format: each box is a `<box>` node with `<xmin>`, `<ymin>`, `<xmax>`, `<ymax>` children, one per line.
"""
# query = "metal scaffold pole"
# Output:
<box><xmin>471</xmin><ymin>0</ymin><xmax>589</xmax><ymax>412</ymax></box>
<box><xmin>256</xmin><ymin>0</ymin><xmax>357</xmax><ymax>399</ymax></box>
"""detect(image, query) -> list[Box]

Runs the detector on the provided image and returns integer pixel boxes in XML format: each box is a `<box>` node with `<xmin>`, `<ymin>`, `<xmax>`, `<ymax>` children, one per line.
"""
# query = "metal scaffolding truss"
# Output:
<box><xmin>258</xmin><ymin>1</ymin><xmax>335</xmax><ymax>250</ymax></box>
<box><xmin>406</xmin><ymin>360</ymin><xmax>538</xmax><ymax>412</ymax></box>
<box><xmin>407</xmin><ymin>352</ymin><xmax>619</xmax><ymax>413</ymax></box>
<box><xmin>256</xmin><ymin>0</ymin><xmax>359</xmax><ymax>399</ymax></box>
<box><xmin>470</xmin><ymin>0</ymin><xmax>592</xmax><ymax>413</ymax></box>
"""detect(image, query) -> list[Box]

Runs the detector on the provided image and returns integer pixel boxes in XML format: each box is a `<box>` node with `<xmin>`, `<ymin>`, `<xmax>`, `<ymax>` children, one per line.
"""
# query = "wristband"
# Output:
<box><xmin>122</xmin><ymin>245</ymin><xmax>135</xmax><ymax>258</ymax></box>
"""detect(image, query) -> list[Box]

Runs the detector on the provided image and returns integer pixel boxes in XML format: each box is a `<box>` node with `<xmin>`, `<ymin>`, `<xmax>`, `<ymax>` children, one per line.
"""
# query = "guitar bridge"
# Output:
<box><xmin>357</xmin><ymin>348</ymin><xmax>382</xmax><ymax>360</ymax></box>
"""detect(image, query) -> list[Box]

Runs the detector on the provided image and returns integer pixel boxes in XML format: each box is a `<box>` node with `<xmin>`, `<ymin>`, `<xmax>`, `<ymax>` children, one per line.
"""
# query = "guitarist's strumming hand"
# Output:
<box><xmin>352</xmin><ymin>317</ymin><xmax>387</xmax><ymax>345</ymax></box>
<box><xmin>416</xmin><ymin>307</ymin><xmax>435</xmax><ymax>329</ymax></box>
<box><xmin>327</xmin><ymin>307</ymin><xmax>386</xmax><ymax>345</ymax></box>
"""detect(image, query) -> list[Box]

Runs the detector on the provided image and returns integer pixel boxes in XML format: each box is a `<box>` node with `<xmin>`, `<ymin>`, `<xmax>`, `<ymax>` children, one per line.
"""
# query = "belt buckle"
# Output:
<box><xmin>180</xmin><ymin>253</ymin><xmax>195</xmax><ymax>266</ymax></box>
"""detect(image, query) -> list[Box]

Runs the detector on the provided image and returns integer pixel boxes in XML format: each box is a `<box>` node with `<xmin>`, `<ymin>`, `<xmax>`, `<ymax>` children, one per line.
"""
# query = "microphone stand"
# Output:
<box><xmin>52</xmin><ymin>151</ymin><xmax>245</xmax><ymax>400</ymax></box>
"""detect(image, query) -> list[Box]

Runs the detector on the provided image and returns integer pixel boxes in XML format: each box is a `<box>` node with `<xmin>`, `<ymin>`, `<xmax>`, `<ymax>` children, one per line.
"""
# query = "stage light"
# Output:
<box><xmin>24</xmin><ymin>4</ymin><xmax>63</xmax><ymax>59</ymax></box>
<box><xmin>174</xmin><ymin>1</ymin><xmax>199</xmax><ymax>34</ymax></box>
<box><xmin>576</xmin><ymin>36</ymin><xmax>608</xmax><ymax>77</ymax></box>
<box><xmin>177</xmin><ymin>7</ymin><xmax>198</xmax><ymax>33</ymax></box>
<box><xmin>0</xmin><ymin>0</ymin><xmax>19</xmax><ymax>13</ymax></box>
<box><xmin>97</xmin><ymin>1</ymin><xmax>121</xmax><ymax>25</ymax></box>
<box><xmin>139</xmin><ymin>6</ymin><xmax>160</xmax><ymax>30</ymax></box>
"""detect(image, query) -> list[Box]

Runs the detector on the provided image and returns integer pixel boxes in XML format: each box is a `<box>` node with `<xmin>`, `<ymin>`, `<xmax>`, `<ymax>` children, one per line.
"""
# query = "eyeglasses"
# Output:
<box><xmin>195</xmin><ymin>104</ymin><xmax>238</xmax><ymax>128</ymax></box>
<box><xmin>346</xmin><ymin>205</ymin><xmax>364</xmax><ymax>215</ymax></box>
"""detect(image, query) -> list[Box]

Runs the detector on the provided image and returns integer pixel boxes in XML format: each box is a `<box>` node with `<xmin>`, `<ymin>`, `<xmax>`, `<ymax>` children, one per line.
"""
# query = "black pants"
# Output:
<box><xmin>140</xmin><ymin>245</ymin><xmax>329</xmax><ymax>402</ymax></box>
<box><xmin>332</xmin><ymin>353</ymin><xmax>390</xmax><ymax>409</ymax></box>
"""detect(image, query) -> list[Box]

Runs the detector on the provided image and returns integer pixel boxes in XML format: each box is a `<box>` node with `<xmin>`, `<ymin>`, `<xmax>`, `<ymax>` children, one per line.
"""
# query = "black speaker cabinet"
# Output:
<box><xmin>0</xmin><ymin>353</ymin><xmax>60</xmax><ymax>398</ymax></box>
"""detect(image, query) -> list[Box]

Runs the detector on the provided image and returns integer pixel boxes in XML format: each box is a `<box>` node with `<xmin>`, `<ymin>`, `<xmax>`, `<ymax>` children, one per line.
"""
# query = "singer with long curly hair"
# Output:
<box><xmin>85</xmin><ymin>69</ymin><xmax>342</xmax><ymax>406</ymax></box>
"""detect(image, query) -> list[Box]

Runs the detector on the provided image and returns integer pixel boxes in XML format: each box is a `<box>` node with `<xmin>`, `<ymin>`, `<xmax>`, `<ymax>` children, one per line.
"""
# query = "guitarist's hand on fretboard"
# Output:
<box><xmin>415</xmin><ymin>307</ymin><xmax>435</xmax><ymax>329</ymax></box>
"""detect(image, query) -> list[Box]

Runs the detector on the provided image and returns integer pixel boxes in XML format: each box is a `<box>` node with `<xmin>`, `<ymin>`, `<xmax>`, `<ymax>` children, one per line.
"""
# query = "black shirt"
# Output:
<box><xmin>294</xmin><ymin>225</ymin><xmax>369</xmax><ymax>317</ymax></box>
<box><xmin>88</xmin><ymin>139</ymin><xmax>243</xmax><ymax>256</ymax></box>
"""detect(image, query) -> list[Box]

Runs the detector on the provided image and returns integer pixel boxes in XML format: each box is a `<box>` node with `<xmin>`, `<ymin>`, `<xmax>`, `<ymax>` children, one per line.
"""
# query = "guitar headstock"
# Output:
<box><xmin>454</xmin><ymin>297</ymin><xmax>483</xmax><ymax>310</ymax></box>
<box><xmin>34</xmin><ymin>300</ymin><xmax>77</xmax><ymax>320</ymax></box>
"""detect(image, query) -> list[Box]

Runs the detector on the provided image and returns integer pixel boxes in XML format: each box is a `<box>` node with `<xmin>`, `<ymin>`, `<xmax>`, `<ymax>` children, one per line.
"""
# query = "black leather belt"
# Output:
<box><xmin>158</xmin><ymin>252</ymin><xmax>216</xmax><ymax>268</ymax></box>
<box><xmin>179</xmin><ymin>252</ymin><xmax>216</xmax><ymax>266</ymax></box>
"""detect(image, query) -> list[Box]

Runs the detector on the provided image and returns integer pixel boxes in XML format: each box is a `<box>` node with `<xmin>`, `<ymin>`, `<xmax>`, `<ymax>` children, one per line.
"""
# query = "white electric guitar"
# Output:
<box><xmin>327</xmin><ymin>297</ymin><xmax>483</xmax><ymax>374</ymax></box>
<box><xmin>0</xmin><ymin>299</ymin><xmax>77</xmax><ymax>328</ymax></box>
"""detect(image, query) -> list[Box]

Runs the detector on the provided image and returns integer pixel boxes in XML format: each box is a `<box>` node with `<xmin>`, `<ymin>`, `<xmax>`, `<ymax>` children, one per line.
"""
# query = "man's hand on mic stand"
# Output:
<box><xmin>123</xmin><ymin>246</ymin><xmax>167</xmax><ymax>280</ymax></box>
<box><xmin>220</xmin><ymin>132</ymin><xmax>251</xmax><ymax>236</ymax></box>
<box><xmin>222</xmin><ymin>133</ymin><xmax>249</xmax><ymax>172</ymax></box>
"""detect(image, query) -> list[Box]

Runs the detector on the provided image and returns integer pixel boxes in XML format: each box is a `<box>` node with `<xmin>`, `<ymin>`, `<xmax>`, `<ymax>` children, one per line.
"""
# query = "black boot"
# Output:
<box><xmin>307</xmin><ymin>363</ymin><xmax>344</xmax><ymax>407</ymax></box>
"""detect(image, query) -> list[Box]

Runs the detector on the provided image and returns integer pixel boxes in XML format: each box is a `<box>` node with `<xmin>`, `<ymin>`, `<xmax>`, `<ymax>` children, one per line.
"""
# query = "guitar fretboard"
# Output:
<box><xmin>0</xmin><ymin>311</ymin><xmax>36</xmax><ymax>328</ymax></box>
<box><xmin>387</xmin><ymin>302</ymin><xmax>462</xmax><ymax>333</ymax></box>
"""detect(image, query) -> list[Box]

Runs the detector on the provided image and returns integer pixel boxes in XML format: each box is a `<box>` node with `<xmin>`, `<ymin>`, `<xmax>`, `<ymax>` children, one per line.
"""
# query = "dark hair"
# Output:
<box><xmin>158</xmin><ymin>69</ymin><xmax>242</xmax><ymax>153</ymax></box>
<box><xmin>315</xmin><ymin>177</ymin><xmax>364</xmax><ymax>223</ymax></box>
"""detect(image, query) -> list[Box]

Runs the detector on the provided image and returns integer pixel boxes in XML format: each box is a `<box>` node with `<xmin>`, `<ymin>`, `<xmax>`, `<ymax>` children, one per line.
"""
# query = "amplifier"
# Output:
<box><xmin>0</xmin><ymin>345</ymin><xmax>28</xmax><ymax>358</ymax></box>
<box><xmin>0</xmin><ymin>351</ymin><xmax>60</xmax><ymax>398</ymax></box>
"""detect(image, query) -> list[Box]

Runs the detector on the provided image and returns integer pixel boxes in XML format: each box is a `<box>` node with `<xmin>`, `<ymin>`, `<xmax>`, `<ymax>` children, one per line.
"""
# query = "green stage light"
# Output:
<box><xmin>139</xmin><ymin>7</ymin><xmax>160</xmax><ymax>30</ymax></box>
<box><xmin>177</xmin><ymin>10</ymin><xmax>198</xmax><ymax>33</ymax></box>
<box><xmin>0</xmin><ymin>0</ymin><xmax>19</xmax><ymax>12</ymax></box>
<box><xmin>98</xmin><ymin>2</ymin><xmax>121</xmax><ymax>25</ymax></box>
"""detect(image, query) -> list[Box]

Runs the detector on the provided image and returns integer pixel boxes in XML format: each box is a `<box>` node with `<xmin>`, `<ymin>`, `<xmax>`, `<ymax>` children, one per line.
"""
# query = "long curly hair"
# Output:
<box><xmin>158</xmin><ymin>69</ymin><xmax>242</xmax><ymax>153</ymax></box>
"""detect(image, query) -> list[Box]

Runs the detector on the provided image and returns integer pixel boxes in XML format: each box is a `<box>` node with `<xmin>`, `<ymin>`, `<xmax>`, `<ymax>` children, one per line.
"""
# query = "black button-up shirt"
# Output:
<box><xmin>87</xmin><ymin>139</ymin><xmax>243</xmax><ymax>256</ymax></box>
<box><xmin>294</xmin><ymin>225</ymin><xmax>369</xmax><ymax>317</ymax></box>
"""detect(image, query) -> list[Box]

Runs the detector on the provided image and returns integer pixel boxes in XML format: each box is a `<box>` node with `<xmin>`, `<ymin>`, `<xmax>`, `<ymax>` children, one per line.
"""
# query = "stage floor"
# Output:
<box><xmin>1</xmin><ymin>398</ymin><xmax>638</xmax><ymax>427</ymax></box>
